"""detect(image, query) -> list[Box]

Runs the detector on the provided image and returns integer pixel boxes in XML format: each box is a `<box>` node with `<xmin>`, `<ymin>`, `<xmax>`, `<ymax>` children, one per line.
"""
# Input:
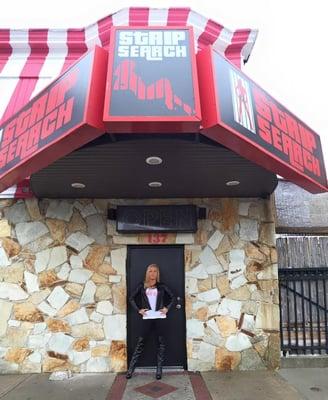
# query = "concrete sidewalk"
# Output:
<box><xmin>0</xmin><ymin>369</ymin><xmax>326</xmax><ymax>400</ymax></box>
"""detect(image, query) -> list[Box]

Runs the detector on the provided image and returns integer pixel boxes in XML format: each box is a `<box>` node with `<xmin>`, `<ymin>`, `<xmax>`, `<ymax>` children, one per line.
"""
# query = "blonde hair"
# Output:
<box><xmin>144</xmin><ymin>264</ymin><xmax>160</xmax><ymax>287</ymax></box>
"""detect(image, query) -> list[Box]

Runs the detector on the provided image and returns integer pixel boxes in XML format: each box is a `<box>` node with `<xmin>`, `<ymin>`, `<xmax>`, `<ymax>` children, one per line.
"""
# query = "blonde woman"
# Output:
<box><xmin>126</xmin><ymin>264</ymin><xmax>175</xmax><ymax>380</ymax></box>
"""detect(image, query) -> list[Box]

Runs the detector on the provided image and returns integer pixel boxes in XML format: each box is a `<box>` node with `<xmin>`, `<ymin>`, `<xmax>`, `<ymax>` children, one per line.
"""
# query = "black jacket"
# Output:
<box><xmin>129</xmin><ymin>282</ymin><xmax>175</xmax><ymax>313</ymax></box>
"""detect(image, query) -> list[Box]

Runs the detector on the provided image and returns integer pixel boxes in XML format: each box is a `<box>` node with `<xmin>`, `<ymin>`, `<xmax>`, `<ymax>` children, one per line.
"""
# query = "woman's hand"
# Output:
<box><xmin>160</xmin><ymin>307</ymin><xmax>168</xmax><ymax>315</ymax></box>
<box><xmin>138</xmin><ymin>309</ymin><xmax>148</xmax><ymax>316</ymax></box>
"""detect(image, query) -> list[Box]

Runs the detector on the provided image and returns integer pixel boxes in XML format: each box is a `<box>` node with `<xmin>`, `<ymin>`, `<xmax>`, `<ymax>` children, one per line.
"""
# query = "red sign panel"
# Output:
<box><xmin>104</xmin><ymin>26</ymin><xmax>201</xmax><ymax>133</ymax></box>
<box><xmin>0</xmin><ymin>46</ymin><xmax>108</xmax><ymax>193</ymax></box>
<box><xmin>197</xmin><ymin>46</ymin><xmax>327</xmax><ymax>193</ymax></box>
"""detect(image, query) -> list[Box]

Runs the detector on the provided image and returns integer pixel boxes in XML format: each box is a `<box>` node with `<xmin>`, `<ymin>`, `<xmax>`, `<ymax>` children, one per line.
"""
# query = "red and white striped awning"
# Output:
<box><xmin>0</xmin><ymin>7</ymin><xmax>258</xmax><ymax>198</ymax></box>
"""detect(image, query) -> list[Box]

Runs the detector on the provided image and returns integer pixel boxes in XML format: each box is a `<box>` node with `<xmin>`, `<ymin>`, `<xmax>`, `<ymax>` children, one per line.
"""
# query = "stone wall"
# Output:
<box><xmin>0</xmin><ymin>197</ymin><xmax>280</xmax><ymax>374</ymax></box>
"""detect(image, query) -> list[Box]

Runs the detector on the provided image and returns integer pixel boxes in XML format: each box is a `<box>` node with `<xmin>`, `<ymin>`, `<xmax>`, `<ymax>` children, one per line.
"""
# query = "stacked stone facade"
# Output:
<box><xmin>0</xmin><ymin>197</ymin><xmax>279</xmax><ymax>374</ymax></box>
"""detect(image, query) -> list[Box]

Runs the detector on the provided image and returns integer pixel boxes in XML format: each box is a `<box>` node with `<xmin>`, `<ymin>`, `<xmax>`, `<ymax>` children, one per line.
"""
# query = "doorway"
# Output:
<box><xmin>126</xmin><ymin>245</ymin><xmax>187</xmax><ymax>369</ymax></box>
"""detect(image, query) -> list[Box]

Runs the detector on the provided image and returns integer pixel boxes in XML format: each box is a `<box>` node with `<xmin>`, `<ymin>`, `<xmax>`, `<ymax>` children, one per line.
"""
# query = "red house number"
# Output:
<box><xmin>147</xmin><ymin>233</ymin><xmax>168</xmax><ymax>243</ymax></box>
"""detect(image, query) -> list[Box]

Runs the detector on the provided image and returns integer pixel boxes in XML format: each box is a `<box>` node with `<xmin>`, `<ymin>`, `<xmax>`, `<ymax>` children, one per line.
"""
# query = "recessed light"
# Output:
<box><xmin>71</xmin><ymin>182</ymin><xmax>86</xmax><ymax>189</ymax></box>
<box><xmin>148</xmin><ymin>181</ymin><xmax>162</xmax><ymax>188</ymax></box>
<box><xmin>146</xmin><ymin>156</ymin><xmax>163</xmax><ymax>165</ymax></box>
<box><xmin>226</xmin><ymin>180</ymin><xmax>240</xmax><ymax>186</ymax></box>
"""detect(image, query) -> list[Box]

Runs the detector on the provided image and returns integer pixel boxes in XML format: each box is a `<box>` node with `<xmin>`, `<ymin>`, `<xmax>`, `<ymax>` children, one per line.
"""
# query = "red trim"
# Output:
<box><xmin>224</xmin><ymin>29</ymin><xmax>252</xmax><ymax>68</ymax></box>
<box><xmin>197</xmin><ymin>19</ymin><xmax>224</xmax><ymax>51</ymax></box>
<box><xmin>97</xmin><ymin>16</ymin><xmax>113</xmax><ymax>49</ymax></box>
<box><xmin>15</xmin><ymin>178</ymin><xmax>33</xmax><ymax>198</ymax></box>
<box><xmin>104</xmin><ymin>26</ymin><xmax>201</xmax><ymax>133</ymax></box>
<box><xmin>105</xmin><ymin>374</ymin><xmax>127</xmax><ymax>400</ymax></box>
<box><xmin>167</xmin><ymin>7</ymin><xmax>190</xmax><ymax>26</ymax></box>
<box><xmin>60</xmin><ymin>29</ymin><xmax>88</xmax><ymax>74</ymax></box>
<box><xmin>0</xmin><ymin>29</ymin><xmax>12</xmax><ymax>74</ymax></box>
<box><xmin>129</xmin><ymin>7</ymin><xmax>150</xmax><ymax>26</ymax></box>
<box><xmin>1</xmin><ymin>29</ymin><xmax>49</xmax><ymax>123</ymax></box>
<box><xmin>189</xmin><ymin>372</ymin><xmax>213</xmax><ymax>400</ymax></box>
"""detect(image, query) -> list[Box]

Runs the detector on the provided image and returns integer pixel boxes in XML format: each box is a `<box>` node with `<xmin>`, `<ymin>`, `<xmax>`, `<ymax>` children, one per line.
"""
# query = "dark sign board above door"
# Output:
<box><xmin>116</xmin><ymin>205</ymin><xmax>198</xmax><ymax>233</ymax></box>
<box><xmin>103</xmin><ymin>27</ymin><xmax>201</xmax><ymax>133</ymax></box>
<box><xmin>0</xmin><ymin>46</ymin><xmax>108</xmax><ymax>193</ymax></box>
<box><xmin>197</xmin><ymin>46</ymin><xmax>328</xmax><ymax>193</ymax></box>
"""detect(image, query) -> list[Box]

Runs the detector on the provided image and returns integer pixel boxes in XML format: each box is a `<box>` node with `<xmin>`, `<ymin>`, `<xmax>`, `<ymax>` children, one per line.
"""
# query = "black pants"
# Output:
<box><xmin>139</xmin><ymin>318</ymin><xmax>167</xmax><ymax>340</ymax></box>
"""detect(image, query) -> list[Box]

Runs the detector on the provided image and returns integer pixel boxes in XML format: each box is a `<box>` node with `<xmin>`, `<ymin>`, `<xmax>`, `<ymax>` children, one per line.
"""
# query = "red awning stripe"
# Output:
<box><xmin>0</xmin><ymin>7</ymin><xmax>258</xmax><ymax>198</ymax></box>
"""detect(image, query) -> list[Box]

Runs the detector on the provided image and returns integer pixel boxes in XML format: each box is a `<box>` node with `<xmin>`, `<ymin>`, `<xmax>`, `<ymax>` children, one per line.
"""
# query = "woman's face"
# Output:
<box><xmin>148</xmin><ymin>267</ymin><xmax>158</xmax><ymax>281</ymax></box>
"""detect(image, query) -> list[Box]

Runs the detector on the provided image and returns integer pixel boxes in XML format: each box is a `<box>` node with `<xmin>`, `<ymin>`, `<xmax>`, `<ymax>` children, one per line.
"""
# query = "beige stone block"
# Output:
<box><xmin>245</xmin><ymin>242</ymin><xmax>266</xmax><ymax>262</ymax></box>
<box><xmin>194</xmin><ymin>230</ymin><xmax>208</xmax><ymax>246</ymax></box>
<box><xmin>0</xmin><ymin>300</ymin><xmax>12</xmax><ymax>336</ymax></box>
<box><xmin>97</xmin><ymin>262</ymin><xmax>117</xmax><ymax>275</ymax></box>
<box><xmin>0</xmin><ymin>263</ymin><xmax>24</xmax><ymax>284</ymax></box>
<box><xmin>46</xmin><ymin>219</ymin><xmax>66</xmax><ymax>244</ymax></box>
<box><xmin>112</xmin><ymin>284</ymin><xmax>126</xmax><ymax>313</ymax></box>
<box><xmin>91</xmin><ymin>273</ymin><xmax>109</xmax><ymax>284</ymax></box>
<box><xmin>56</xmin><ymin>300</ymin><xmax>79</xmax><ymax>318</ymax></box>
<box><xmin>95</xmin><ymin>284</ymin><xmax>112</xmax><ymax>301</ymax></box>
<box><xmin>4</xmin><ymin>347</ymin><xmax>33</xmax><ymax>364</ymax></box>
<box><xmin>67</xmin><ymin>211</ymin><xmax>87</xmax><ymax>234</ymax></box>
<box><xmin>43</xmin><ymin>357</ymin><xmax>71</xmax><ymax>372</ymax></box>
<box><xmin>259</xmin><ymin>223</ymin><xmax>275</xmax><ymax>246</ymax></box>
<box><xmin>198</xmin><ymin>278</ymin><xmax>212</xmax><ymax>292</ymax></box>
<box><xmin>72</xmin><ymin>337</ymin><xmax>89</xmax><ymax>351</ymax></box>
<box><xmin>30</xmin><ymin>288</ymin><xmax>51</xmax><ymax>305</ymax></box>
<box><xmin>227</xmin><ymin>286</ymin><xmax>251</xmax><ymax>301</ymax></box>
<box><xmin>110</xmin><ymin>340</ymin><xmax>126</xmax><ymax>372</ymax></box>
<box><xmin>215</xmin><ymin>347</ymin><xmax>241</xmax><ymax>371</ymax></box>
<box><xmin>84</xmin><ymin>245</ymin><xmax>109</xmax><ymax>272</ymax></box>
<box><xmin>1</xmin><ymin>327</ymin><xmax>28</xmax><ymax>347</ymax></box>
<box><xmin>91</xmin><ymin>345</ymin><xmax>110</xmax><ymax>357</ymax></box>
<box><xmin>195</xmin><ymin>307</ymin><xmax>208</xmax><ymax>321</ymax></box>
<box><xmin>25</xmin><ymin>198</ymin><xmax>42</xmax><ymax>221</ymax></box>
<box><xmin>13</xmin><ymin>303</ymin><xmax>44</xmax><ymax>322</ymax></box>
<box><xmin>215</xmin><ymin>235</ymin><xmax>231</xmax><ymax>256</ymax></box>
<box><xmin>47</xmin><ymin>318</ymin><xmax>71</xmax><ymax>333</ymax></box>
<box><xmin>216</xmin><ymin>275</ymin><xmax>231</xmax><ymax>297</ymax></box>
<box><xmin>255</xmin><ymin>303</ymin><xmax>280</xmax><ymax>331</ymax></box>
<box><xmin>270</xmin><ymin>248</ymin><xmax>277</xmax><ymax>263</ymax></box>
<box><xmin>264</xmin><ymin>333</ymin><xmax>280</xmax><ymax>369</ymax></box>
<box><xmin>245</xmin><ymin>261</ymin><xmax>265</xmax><ymax>282</ymax></box>
<box><xmin>0</xmin><ymin>220</ymin><xmax>11</xmax><ymax>237</ymax></box>
<box><xmin>65</xmin><ymin>283</ymin><xmax>84</xmax><ymax>297</ymax></box>
<box><xmin>39</xmin><ymin>270</ymin><xmax>63</xmax><ymax>288</ymax></box>
<box><xmin>1</xmin><ymin>238</ymin><xmax>21</xmax><ymax>258</ymax></box>
<box><xmin>221</xmin><ymin>199</ymin><xmax>239</xmax><ymax>231</ymax></box>
<box><xmin>112</xmin><ymin>235</ymin><xmax>139</xmax><ymax>245</ymax></box>
<box><xmin>71</xmin><ymin>322</ymin><xmax>104</xmax><ymax>340</ymax></box>
<box><xmin>216</xmin><ymin>316</ymin><xmax>237</xmax><ymax>337</ymax></box>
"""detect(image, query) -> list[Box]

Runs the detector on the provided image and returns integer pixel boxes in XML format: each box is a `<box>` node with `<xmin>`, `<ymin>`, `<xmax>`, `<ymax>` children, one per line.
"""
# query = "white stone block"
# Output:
<box><xmin>48</xmin><ymin>333</ymin><xmax>74</xmax><ymax>353</ymax></box>
<box><xmin>86</xmin><ymin>357</ymin><xmax>110</xmax><ymax>372</ymax></box>
<box><xmin>230</xmin><ymin>274</ymin><xmax>247</xmax><ymax>290</ymax></box>
<box><xmin>0</xmin><ymin>247</ymin><xmax>10</xmax><ymax>267</ymax></box>
<box><xmin>217</xmin><ymin>298</ymin><xmax>242</xmax><ymax>320</ymax></box>
<box><xmin>37</xmin><ymin>301</ymin><xmax>57</xmax><ymax>317</ymax></box>
<box><xmin>187</xmin><ymin>319</ymin><xmax>204</xmax><ymax>338</ymax></box>
<box><xmin>48</xmin><ymin>246</ymin><xmax>67</xmax><ymax>269</ymax></box>
<box><xmin>65</xmin><ymin>232</ymin><xmax>94</xmax><ymax>252</ymax></box>
<box><xmin>68</xmin><ymin>269</ymin><xmax>93</xmax><ymax>284</ymax></box>
<box><xmin>28</xmin><ymin>351</ymin><xmax>42</xmax><ymax>364</ymax></box>
<box><xmin>33</xmin><ymin>322</ymin><xmax>47</xmax><ymax>334</ymax></box>
<box><xmin>197</xmin><ymin>288</ymin><xmax>221</xmax><ymax>304</ymax></box>
<box><xmin>80</xmin><ymin>281</ymin><xmax>96</xmax><ymax>305</ymax></box>
<box><xmin>24</xmin><ymin>271</ymin><xmax>39</xmax><ymax>293</ymax></box>
<box><xmin>110</xmin><ymin>248</ymin><xmax>127</xmax><ymax>275</ymax></box>
<box><xmin>15</xmin><ymin>221</ymin><xmax>48</xmax><ymax>246</ymax></box>
<box><xmin>225</xmin><ymin>332</ymin><xmax>252</xmax><ymax>351</ymax></box>
<box><xmin>68</xmin><ymin>350</ymin><xmax>91</xmax><ymax>365</ymax></box>
<box><xmin>47</xmin><ymin>286</ymin><xmax>69</xmax><ymax>310</ymax></box>
<box><xmin>186</xmin><ymin>277</ymin><xmax>198</xmax><ymax>295</ymax></box>
<box><xmin>103</xmin><ymin>314</ymin><xmax>126</xmax><ymax>340</ymax></box>
<box><xmin>239</xmin><ymin>218</ymin><xmax>259</xmax><ymax>241</ymax></box>
<box><xmin>90</xmin><ymin>311</ymin><xmax>103</xmax><ymax>323</ymax></box>
<box><xmin>57</xmin><ymin>263</ymin><xmax>71</xmax><ymax>280</ymax></box>
<box><xmin>35</xmin><ymin>249</ymin><xmax>50</xmax><ymax>273</ymax></box>
<box><xmin>197</xmin><ymin>342</ymin><xmax>216</xmax><ymax>364</ymax></box>
<box><xmin>0</xmin><ymin>283</ymin><xmax>28</xmax><ymax>301</ymax></box>
<box><xmin>96</xmin><ymin>301</ymin><xmax>113</xmax><ymax>315</ymax></box>
<box><xmin>186</xmin><ymin>264</ymin><xmax>208</xmax><ymax>279</ymax></box>
<box><xmin>199</xmin><ymin>246</ymin><xmax>219</xmax><ymax>268</ymax></box>
<box><xmin>109</xmin><ymin>275</ymin><xmax>121</xmax><ymax>283</ymax></box>
<box><xmin>65</xmin><ymin>308</ymin><xmax>89</xmax><ymax>326</ymax></box>
<box><xmin>207</xmin><ymin>231</ymin><xmax>224</xmax><ymax>250</ymax></box>
<box><xmin>70</xmin><ymin>255</ymin><xmax>83</xmax><ymax>269</ymax></box>
<box><xmin>46</xmin><ymin>200</ymin><xmax>74</xmax><ymax>222</ymax></box>
<box><xmin>175</xmin><ymin>233</ymin><xmax>194</xmax><ymax>244</ymax></box>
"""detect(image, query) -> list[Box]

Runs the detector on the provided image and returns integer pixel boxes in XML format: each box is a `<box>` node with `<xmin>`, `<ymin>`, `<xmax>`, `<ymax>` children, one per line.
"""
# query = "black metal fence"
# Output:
<box><xmin>278</xmin><ymin>236</ymin><xmax>328</xmax><ymax>355</ymax></box>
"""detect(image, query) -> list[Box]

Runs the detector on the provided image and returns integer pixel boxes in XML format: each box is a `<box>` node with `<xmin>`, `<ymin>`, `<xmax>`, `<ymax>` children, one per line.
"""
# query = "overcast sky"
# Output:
<box><xmin>1</xmin><ymin>0</ymin><xmax>327</xmax><ymax>162</ymax></box>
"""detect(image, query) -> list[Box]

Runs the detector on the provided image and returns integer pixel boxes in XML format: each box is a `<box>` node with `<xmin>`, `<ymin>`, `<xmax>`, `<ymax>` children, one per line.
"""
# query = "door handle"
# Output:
<box><xmin>176</xmin><ymin>304</ymin><xmax>181</xmax><ymax>309</ymax></box>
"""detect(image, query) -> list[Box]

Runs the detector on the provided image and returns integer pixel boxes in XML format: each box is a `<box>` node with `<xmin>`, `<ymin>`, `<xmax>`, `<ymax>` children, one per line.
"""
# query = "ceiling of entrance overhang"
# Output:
<box><xmin>30</xmin><ymin>134</ymin><xmax>278</xmax><ymax>198</ymax></box>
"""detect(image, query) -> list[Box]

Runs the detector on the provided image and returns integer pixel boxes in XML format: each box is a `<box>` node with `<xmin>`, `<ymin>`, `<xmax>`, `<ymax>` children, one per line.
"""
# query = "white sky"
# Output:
<box><xmin>1</xmin><ymin>0</ymin><xmax>327</xmax><ymax>163</ymax></box>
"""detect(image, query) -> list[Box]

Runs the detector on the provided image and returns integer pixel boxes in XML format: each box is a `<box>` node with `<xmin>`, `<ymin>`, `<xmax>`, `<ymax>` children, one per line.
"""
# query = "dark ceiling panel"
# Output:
<box><xmin>30</xmin><ymin>133</ymin><xmax>278</xmax><ymax>198</ymax></box>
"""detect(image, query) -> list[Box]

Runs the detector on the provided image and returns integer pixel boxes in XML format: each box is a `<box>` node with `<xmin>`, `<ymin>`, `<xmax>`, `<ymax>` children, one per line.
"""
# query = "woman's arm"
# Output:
<box><xmin>129</xmin><ymin>283</ymin><xmax>143</xmax><ymax>312</ymax></box>
<box><xmin>162</xmin><ymin>284</ymin><xmax>175</xmax><ymax>311</ymax></box>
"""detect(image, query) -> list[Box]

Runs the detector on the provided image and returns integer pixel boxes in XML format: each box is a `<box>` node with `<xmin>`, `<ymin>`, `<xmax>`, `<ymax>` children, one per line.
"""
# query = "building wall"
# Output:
<box><xmin>0</xmin><ymin>197</ymin><xmax>279</xmax><ymax>374</ymax></box>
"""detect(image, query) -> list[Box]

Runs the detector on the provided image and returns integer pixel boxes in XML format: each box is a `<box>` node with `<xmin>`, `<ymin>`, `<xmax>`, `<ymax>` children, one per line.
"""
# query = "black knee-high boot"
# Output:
<box><xmin>126</xmin><ymin>337</ymin><xmax>144</xmax><ymax>379</ymax></box>
<box><xmin>156</xmin><ymin>336</ymin><xmax>165</xmax><ymax>380</ymax></box>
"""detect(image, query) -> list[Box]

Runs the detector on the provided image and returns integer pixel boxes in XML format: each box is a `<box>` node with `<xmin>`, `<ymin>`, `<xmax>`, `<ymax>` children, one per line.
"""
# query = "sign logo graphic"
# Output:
<box><xmin>230</xmin><ymin>69</ymin><xmax>256</xmax><ymax>133</ymax></box>
<box><xmin>113</xmin><ymin>60</ymin><xmax>193</xmax><ymax>115</ymax></box>
<box><xmin>117</xmin><ymin>30</ymin><xmax>187</xmax><ymax>61</ymax></box>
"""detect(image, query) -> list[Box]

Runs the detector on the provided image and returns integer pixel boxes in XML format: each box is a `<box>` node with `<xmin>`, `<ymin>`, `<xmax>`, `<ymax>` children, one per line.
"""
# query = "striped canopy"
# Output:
<box><xmin>0</xmin><ymin>7</ymin><xmax>258</xmax><ymax>198</ymax></box>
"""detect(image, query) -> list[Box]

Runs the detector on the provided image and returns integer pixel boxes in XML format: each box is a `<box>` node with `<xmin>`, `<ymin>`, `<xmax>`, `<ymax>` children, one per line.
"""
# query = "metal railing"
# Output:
<box><xmin>279</xmin><ymin>267</ymin><xmax>328</xmax><ymax>355</ymax></box>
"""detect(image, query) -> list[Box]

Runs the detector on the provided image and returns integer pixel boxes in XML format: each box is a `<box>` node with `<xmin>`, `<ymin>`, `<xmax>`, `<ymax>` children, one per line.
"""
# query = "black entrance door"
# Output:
<box><xmin>126</xmin><ymin>245</ymin><xmax>187</xmax><ymax>369</ymax></box>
